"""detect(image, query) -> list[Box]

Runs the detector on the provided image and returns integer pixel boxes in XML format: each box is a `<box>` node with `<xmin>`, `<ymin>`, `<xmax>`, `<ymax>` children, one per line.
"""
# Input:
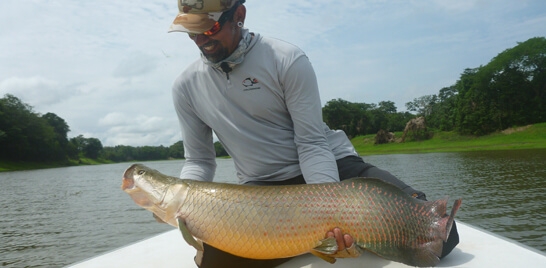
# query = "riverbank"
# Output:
<box><xmin>2</xmin><ymin>123</ymin><xmax>545</xmax><ymax>172</ymax></box>
<box><xmin>0</xmin><ymin>157</ymin><xmax>112</xmax><ymax>172</ymax></box>
<box><xmin>353</xmin><ymin>122</ymin><xmax>546</xmax><ymax>155</ymax></box>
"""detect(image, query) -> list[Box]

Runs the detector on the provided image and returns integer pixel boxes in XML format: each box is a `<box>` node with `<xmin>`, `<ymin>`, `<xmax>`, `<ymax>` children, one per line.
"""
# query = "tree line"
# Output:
<box><xmin>324</xmin><ymin>37</ymin><xmax>546</xmax><ymax>137</ymax></box>
<box><xmin>407</xmin><ymin>37</ymin><xmax>545</xmax><ymax>135</ymax></box>
<box><xmin>1</xmin><ymin>37</ymin><xmax>544</xmax><ymax>164</ymax></box>
<box><xmin>0</xmin><ymin>94</ymin><xmax>226</xmax><ymax>163</ymax></box>
<box><xmin>322</xmin><ymin>99</ymin><xmax>414</xmax><ymax>139</ymax></box>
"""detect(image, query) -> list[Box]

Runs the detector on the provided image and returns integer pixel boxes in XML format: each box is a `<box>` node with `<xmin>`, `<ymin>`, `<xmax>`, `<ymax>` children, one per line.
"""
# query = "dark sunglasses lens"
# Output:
<box><xmin>187</xmin><ymin>21</ymin><xmax>222</xmax><ymax>39</ymax></box>
<box><xmin>203</xmin><ymin>21</ymin><xmax>222</xmax><ymax>36</ymax></box>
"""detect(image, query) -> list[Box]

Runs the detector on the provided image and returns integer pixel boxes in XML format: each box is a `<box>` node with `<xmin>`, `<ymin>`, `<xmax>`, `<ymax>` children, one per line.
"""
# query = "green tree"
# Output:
<box><xmin>0</xmin><ymin>94</ymin><xmax>62</xmax><ymax>161</ymax></box>
<box><xmin>42</xmin><ymin>112</ymin><xmax>70</xmax><ymax>160</ymax></box>
<box><xmin>405</xmin><ymin>95</ymin><xmax>437</xmax><ymax>117</ymax></box>
<box><xmin>388</xmin><ymin>111</ymin><xmax>415</xmax><ymax>132</ymax></box>
<box><xmin>101</xmin><ymin>145</ymin><xmax>136</xmax><ymax>162</ymax></box>
<box><xmin>322</xmin><ymin>98</ymin><xmax>374</xmax><ymax>138</ymax></box>
<box><xmin>454</xmin><ymin>37</ymin><xmax>546</xmax><ymax>135</ymax></box>
<box><xmin>169</xmin><ymin>141</ymin><xmax>185</xmax><ymax>159</ymax></box>
<box><xmin>424</xmin><ymin>86</ymin><xmax>458</xmax><ymax>131</ymax></box>
<box><xmin>42</xmin><ymin>113</ymin><xmax>70</xmax><ymax>143</ymax></box>
<box><xmin>376</xmin><ymin>101</ymin><xmax>398</xmax><ymax>131</ymax></box>
<box><xmin>378</xmin><ymin>101</ymin><xmax>397</xmax><ymax>114</ymax></box>
<box><xmin>70</xmin><ymin>135</ymin><xmax>103</xmax><ymax>159</ymax></box>
<box><xmin>322</xmin><ymin>98</ymin><xmax>358</xmax><ymax>136</ymax></box>
<box><xmin>453</xmin><ymin>68</ymin><xmax>481</xmax><ymax>134</ymax></box>
<box><xmin>214</xmin><ymin>141</ymin><xmax>228</xmax><ymax>157</ymax></box>
<box><xmin>83</xmin><ymin>137</ymin><xmax>103</xmax><ymax>159</ymax></box>
<box><xmin>70</xmin><ymin>135</ymin><xmax>87</xmax><ymax>153</ymax></box>
<box><xmin>323</xmin><ymin>98</ymin><xmax>413</xmax><ymax>137</ymax></box>
<box><xmin>436</xmin><ymin>86</ymin><xmax>458</xmax><ymax>131</ymax></box>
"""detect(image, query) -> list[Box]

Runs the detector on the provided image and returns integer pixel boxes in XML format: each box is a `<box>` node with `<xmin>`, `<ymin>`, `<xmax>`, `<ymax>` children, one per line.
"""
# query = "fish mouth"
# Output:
<box><xmin>121</xmin><ymin>164</ymin><xmax>138</xmax><ymax>191</ymax></box>
<box><xmin>121</xmin><ymin>176</ymin><xmax>134</xmax><ymax>191</ymax></box>
<box><xmin>121</xmin><ymin>164</ymin><xmax>154</xmax><ymax>208</ymax></box>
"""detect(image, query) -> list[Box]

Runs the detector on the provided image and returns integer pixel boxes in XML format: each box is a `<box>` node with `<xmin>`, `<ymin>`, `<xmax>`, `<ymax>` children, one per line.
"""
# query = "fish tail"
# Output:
<box><xmin>444</xmin><ymin>198</ymin><xmax>462</xmax><ymax>241</ymax></box>
<box><xmin>404</xmin><ymin>198</ymin><xmax>462</xmax><ymax>267</ymax></box>
<box><xmin>430</xmin><ymin>198</ymin><xmax>462</xmax><ymax>242</ymax></box>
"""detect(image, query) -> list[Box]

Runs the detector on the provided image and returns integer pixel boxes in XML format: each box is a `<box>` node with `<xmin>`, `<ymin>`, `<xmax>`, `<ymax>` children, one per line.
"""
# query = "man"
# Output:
<box><xmin>169</xmin><ymin>1</ymin><xmax>458</xmax><ymax>267</ymax></box>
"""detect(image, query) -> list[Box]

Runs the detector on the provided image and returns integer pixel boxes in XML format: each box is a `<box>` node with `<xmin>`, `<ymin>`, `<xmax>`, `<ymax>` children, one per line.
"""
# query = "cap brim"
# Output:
<box><xmin>168</xmin><ymin>12</ymin><xmax>223</xmax><ymax>33</ymax></box>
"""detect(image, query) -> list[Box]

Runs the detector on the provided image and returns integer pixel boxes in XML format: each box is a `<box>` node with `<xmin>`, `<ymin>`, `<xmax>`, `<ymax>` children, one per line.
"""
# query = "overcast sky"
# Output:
<box><xmin>1</xmin><ymin>0</ymin><xmax>545</xmax><ymax>147</ymax></box>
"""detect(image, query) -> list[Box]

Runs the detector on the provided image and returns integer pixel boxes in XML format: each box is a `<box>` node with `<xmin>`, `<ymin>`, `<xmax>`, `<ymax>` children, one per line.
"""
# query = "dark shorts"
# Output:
<box><xmin>196</xmin><ymin>156</ymin><xmax>458</xmax><ymax>267</ymax></box>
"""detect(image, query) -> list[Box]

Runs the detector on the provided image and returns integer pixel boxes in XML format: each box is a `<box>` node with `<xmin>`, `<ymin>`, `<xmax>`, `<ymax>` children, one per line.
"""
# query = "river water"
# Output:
<box><xmin>1</xmin><ymin>149</ymin><xmax>545</xmax><ymax>267</ymax></box>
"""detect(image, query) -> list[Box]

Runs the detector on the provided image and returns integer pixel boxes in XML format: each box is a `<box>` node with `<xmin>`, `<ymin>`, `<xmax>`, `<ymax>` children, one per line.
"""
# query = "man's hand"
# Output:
<box><xmin>325</xmin><ymin>228</ymin><xmax>361</xmax><ymax>258</ymax></box>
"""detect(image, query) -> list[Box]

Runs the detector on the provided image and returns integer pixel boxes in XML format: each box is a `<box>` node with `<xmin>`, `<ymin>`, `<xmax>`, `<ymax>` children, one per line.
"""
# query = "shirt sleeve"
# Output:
<box><xmin>281</xmin><ymin>55</ymin><xmax>340</xmax><ymax>183</ymax></box>
<box><xmin>172</xmin><ymin>81</ymin><xmax>217</xmax><ymax>182</ymax></box>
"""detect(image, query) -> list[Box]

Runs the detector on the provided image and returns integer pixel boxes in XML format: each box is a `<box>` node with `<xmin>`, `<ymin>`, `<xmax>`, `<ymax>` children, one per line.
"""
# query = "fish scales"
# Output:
<box><xmin>122</xmin><ymin>164</ymin><xmax>461</xmax><ymax>267</ymax></box>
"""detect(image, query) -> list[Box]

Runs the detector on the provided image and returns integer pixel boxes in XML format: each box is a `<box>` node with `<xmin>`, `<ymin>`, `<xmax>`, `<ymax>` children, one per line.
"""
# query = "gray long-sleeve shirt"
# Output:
<box><xmin>172</xmin><ymin>33</ymin><xmax>357</xmax><ymax>184</ymax></box>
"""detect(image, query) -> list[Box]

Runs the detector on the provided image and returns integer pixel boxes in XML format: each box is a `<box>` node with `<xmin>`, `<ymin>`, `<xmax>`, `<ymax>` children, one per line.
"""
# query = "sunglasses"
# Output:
<box><xmin>187</xmin><ymin>2</ymin><xmax>240</xmax><ymax>39</ymax></box>
<box><xmin>188</xmin><ymin>20</ymin><xmax>223</xmax><ymax>39</ymax></box>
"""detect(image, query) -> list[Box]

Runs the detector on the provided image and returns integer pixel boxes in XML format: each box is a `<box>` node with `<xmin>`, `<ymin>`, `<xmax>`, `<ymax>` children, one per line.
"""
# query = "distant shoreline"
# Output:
<box><xmin>2</xmin><ymin>123</ymin><xmax>545</xmax><ymax>172</ymax></box>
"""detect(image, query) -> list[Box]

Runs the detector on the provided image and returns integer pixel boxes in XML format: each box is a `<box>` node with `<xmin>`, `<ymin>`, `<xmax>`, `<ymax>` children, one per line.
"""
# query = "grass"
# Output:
<box><xmin>352</xmin><ymin>122</ymin><xmax>546</xmax><ymax>155</ymax></box>
<box><xmin>0</xmin><ymin>161</ymin><xmax>61</xmax><ymax>172</ymax></box>
<box><xmin>2</xmin><ymin>123</ymin><xmax>545</xmax><ymax>172</ymax></box>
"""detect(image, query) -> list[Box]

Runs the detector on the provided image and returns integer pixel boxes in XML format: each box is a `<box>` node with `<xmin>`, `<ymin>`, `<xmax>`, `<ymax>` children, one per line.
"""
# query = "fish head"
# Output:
<box><xmin>122</xmin><ymin>164</ymin><xmax>188</xmax><ymax>227</ymax></box>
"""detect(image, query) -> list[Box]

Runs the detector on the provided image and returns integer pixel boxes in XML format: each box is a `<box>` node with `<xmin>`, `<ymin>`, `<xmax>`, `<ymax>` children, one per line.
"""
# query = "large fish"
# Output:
<box><xmin>121</xmin><ymin>164</ymin><xmax>461</xmax><ymax>267</ymax></box>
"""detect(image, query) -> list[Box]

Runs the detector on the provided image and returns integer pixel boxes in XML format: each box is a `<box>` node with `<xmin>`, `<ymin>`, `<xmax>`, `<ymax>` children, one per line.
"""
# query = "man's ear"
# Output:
<box><xmin>233</xmin><ymin>4</ymin><xmax>246</xmax><ymax>23</ymax></box>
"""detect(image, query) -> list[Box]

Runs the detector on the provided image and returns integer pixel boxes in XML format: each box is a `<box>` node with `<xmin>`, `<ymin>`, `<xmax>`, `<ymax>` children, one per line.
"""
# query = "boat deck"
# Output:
<box><xmin>68</xmin><ymin>222</ymin><xmax>546</xmax><ymax>267</ymax></box>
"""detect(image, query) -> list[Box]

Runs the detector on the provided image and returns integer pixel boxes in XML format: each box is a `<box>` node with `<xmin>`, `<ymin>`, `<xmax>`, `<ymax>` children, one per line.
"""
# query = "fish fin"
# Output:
<box><xmin>444</xmin><ymin>198</ymin><xmax>462</xmax><ymax>241</ymax></box>
<box><xmin>177</xmin><ymin>218</ymin><xmax>203</xmax><ymax>252</ymax></box>
<box><xmin>410</xmin><ymin>241</ymin><xmax>442</xmax><ymax>267</ymax></box>
<box><xmin>153</xmin><ymin>213</ymin><xmax>166</xmax><ymax>224</ymax></box>
<box><xmin>433</xmin><ymin>198</ymin><xmax>462</xmax><ymax>241</ymax></box>
<box><xmin>313</xmin><ymin>237</ymin><xmax>338</xmax><ymax>254</ymax></box>
<box><xmin>310</xmin><ymin>250</ymin><xmax>337</xmax><ymax>264</ymax></box>
<box><xmin>310</xmin><ymin>237</ymin><xmax>338</xmax><ymax>263</ymax></box>
<box><xmin>406</xmin><ymin>198</ymin><xmax>462</xmax><ymax>267</ymax></box>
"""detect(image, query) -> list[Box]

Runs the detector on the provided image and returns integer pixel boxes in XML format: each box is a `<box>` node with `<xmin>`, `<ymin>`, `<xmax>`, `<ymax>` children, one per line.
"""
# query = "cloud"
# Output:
<box><xmin>112</xmin><ymin>51</ymin><xmax>160</xmax><ymax>78</ymax></box>
<box><xmin>2</xmin><ymin>0</ymin><xmax>545</xmax><ymax>147</ymax></box>
<box><xmin>428</xmin><ymin>0</ymin><xmax>484</xmax><ymax>11</ymax></box>
<box><xmin>0</xmin><ymin>76</ymin><xmax>78</xmax><ymax>107</ymax></box>
<box><xmin>98</xmin><ymin>112</ymin><xmax>180</xmax><ymax>146</ymax></box>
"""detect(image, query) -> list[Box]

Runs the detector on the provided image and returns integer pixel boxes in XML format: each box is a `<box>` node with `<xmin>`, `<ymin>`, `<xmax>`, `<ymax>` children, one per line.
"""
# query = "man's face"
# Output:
<box><xmin>189</xmin><ymin>18</ymin><xmax>242</xmax><ymax>63</ymax></box>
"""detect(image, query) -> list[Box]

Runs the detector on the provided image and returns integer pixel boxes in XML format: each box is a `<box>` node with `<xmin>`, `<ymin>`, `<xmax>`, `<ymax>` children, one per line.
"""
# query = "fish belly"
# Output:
<box><xmin>177</xmin><ymin>178</ymin><xmax>457</xmax><ymax>266</ymax></box>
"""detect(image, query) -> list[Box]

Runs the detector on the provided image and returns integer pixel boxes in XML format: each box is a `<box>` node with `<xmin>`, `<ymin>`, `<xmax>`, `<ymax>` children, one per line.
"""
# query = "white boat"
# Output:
<box><xmin>67</xmin><ymin>221</ymin><xmax>545</xmax><ymax>267</ymax></box>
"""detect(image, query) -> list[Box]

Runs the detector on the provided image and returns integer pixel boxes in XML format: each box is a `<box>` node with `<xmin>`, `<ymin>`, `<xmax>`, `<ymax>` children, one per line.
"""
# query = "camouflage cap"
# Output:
<box><xmin>169</xmin><ymin>0</ymin><xmax>239</xmax><ymax>33</ymax></box>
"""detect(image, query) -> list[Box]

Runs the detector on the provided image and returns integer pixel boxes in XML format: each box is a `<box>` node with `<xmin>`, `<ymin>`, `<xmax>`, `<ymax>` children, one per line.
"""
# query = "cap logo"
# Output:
<box><xmin>179</xmin><ymin>0</ymin><xmax>236</xmax><ymax>13</ymax></box>
<box><xmin>220</xmin><ymin>0</ymin><xmax>236</xmax><ymax>9</ymax></box>
<box><xmin>180</xmin><ymin>0</ymin><xmax>204</xmax><ymax>13</ymax></box>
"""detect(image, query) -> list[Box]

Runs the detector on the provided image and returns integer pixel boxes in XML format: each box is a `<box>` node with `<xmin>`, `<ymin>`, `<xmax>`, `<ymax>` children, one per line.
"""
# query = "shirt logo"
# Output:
<box><xmin>242</xmin><ymin>77</ymin><xmax>258</xmax><ymax>87</ymax></box>
<box><xmin>242</xmin><ymin>77</ymin><xmax>261</xmax><ymax>91</ymax></box>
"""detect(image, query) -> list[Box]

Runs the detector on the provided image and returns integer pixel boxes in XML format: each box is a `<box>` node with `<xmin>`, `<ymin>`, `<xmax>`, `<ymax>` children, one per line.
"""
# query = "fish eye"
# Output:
<box><xmin>138</xmin><ymin>170</ymin><xmax>146</xmax><ymax>175</ymax></box>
